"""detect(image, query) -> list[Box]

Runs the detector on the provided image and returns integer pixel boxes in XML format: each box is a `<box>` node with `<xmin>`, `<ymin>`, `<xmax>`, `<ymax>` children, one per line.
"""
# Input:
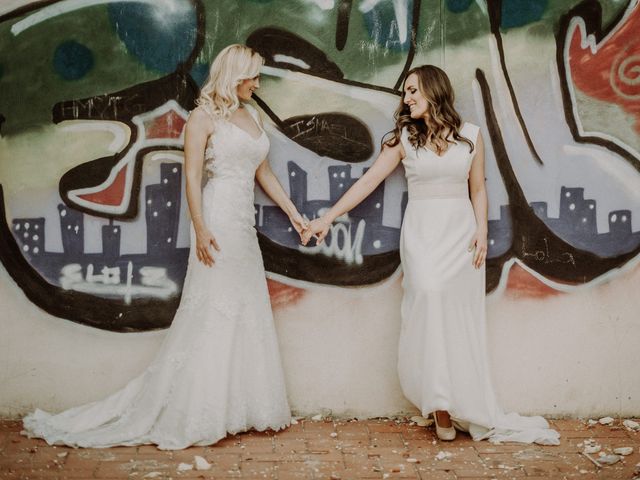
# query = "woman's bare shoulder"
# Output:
<box><xmin>187</xmin><ymin>106</ymin><xmax>216</xmax><ymax>135</ymax></box>
<box><xmin>189</xmin><ymin>105</ymin><xmax>214</xmax><ymax>121</ymax></box>
<box><xmin>382</xmin><ymin>138</ymin><xmax>406</xmax><ymax>160</ymax></box>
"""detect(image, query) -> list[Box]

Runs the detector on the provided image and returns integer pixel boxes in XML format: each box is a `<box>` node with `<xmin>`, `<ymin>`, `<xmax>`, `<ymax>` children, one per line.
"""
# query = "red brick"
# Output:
<box><xmin>453</xmin><ymin>467</ymin><xmax>527</xmax><ymax>477</ymax></box>
<box><xmin>339</xmin><ymin>467</ymin><xmax>384</xmax><ymax>478</ymax></box>
<box><xmin>415</xmin><ymin>468</ymin><xmax>458</xmax><ymax>480</ymax></box>
<box><xmin>335</xmin><ymin>422</ymin><xmax>369</xmax><ymax>435</ymax></box>
<box><xmin>472</xmin><ymin>443</ymin><xmax>533</xmax><ymax>454</ymax></box>
<box><xmin>274</xmin><ymin>438</ymin><xmax>307</xmax><ymax>453</ymax></box>
<box><xmin>0</xmin><ymin>419</ymin><xmax>639</xmax><ymax>479</ymax></box>
<box><xmin>242</xmin><ymin>452</ymin><xmax>303</xmax><ymax>463</ymax></box>
<box><xmin>366</xmin><ymin>421</ymin><xmax>406</xmax><ymax>433</ymax></box>
<box><xmin>370</xmin><ymin>433</ymin><xmax>405</xmax><ymax>448</ymax></box>
<box><xmin>276</xmin><ymin>470</ymin><xmax>313</xmax><ymax>479</ymax></box>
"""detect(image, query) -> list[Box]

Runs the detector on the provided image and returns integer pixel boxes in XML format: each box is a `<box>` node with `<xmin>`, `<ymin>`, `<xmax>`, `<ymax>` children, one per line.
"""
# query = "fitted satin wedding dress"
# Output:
<box><xmin>23</xmin><ymin>104</ymin><xmax>291</xmax><ymax>449</ymax></box>
<box><xmin>397</xmin><ymin>123</ymin><xmax>559</xmax><ymax>445</ymax></box>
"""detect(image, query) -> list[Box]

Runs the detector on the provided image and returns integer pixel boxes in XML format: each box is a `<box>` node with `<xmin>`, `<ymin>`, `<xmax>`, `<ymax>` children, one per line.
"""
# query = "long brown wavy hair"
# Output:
<box><xmin>383</xmin><ymin>65</ymin><xmax>474</xmax><ymax>155</ymax></box>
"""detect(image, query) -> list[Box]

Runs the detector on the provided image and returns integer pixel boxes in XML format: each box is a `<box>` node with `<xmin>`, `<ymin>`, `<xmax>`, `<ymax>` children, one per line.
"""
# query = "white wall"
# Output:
<box><xmin>2</xmin><ymin>260</ymin><xmax>639</xmax><ymax>419</ymax></box>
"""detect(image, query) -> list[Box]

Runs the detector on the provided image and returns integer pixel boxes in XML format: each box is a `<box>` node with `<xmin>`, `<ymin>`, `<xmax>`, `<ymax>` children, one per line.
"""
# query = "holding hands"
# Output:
<box><xmin>300</xmin><ymin>217</ymin><xmax>331</xmax><ymax>246</ymax></box>
<box><xmin>288</xmin><ymin>210</ymin><xmax>310</xmax><ymax>240</ymax></box>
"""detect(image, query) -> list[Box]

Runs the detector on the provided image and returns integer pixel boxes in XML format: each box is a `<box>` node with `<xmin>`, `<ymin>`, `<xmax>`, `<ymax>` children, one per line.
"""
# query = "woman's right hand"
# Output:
<box><xmin>195</xmin><ymin>227</ymin><xmax>221</xmax><ymax>267</ymax></box>
<box><xmin>301</xmin><ymin>217</ymin><xmax>332</xmax><ymax>246</ymax></box>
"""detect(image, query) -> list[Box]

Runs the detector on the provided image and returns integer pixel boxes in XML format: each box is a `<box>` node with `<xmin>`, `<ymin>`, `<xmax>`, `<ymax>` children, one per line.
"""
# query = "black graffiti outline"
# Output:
<box><xmin>393</xmin><ymin>0</ymin><xmax>421</xmax><ymax>91</ymax></box>
<box><xmin>476</xmin><ymin>67</ymin><xmax>639</xmax><ymax>289</ymax></box>
<box><xmin>336</xmin><ymin>0</ymin><xmax>353</xmax><ymax>51</ymax></box>
<box><xmin>0</xmin><ymin>185</ymin><xmax>182</xmax><ymax>332</ymax></box>
<box><xmin>485</xmin><ymin>0</ymin><xmax>543</xmax><ymax>165</ymax></box>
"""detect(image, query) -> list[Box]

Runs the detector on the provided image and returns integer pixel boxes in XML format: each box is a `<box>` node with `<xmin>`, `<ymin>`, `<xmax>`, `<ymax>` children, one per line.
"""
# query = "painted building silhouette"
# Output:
<box><xmin>145</xmin><ymin>164</ymin><xmax>182</xmax><ymax>256</ymax></box>
<box><xmin>58</xmin><ymin>204</ymin><xmax>84</xmax><ymax>255</ymax></box>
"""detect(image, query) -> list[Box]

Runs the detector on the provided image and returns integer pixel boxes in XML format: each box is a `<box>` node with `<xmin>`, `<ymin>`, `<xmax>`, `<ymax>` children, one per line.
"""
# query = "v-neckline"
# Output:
<box><xmin>423</xmin><ymin>145</ymin><xmax>451</xmax><ymax>158</ymax></box>
<box><xmin>422</xmin><ymin>127</ymin><xmax>459</xmax><ymax>157</ymax></box>
<box><xmin>226</xmin><ymin>111</ymin><xmax>265</xmax><ymax>141</ymax></box>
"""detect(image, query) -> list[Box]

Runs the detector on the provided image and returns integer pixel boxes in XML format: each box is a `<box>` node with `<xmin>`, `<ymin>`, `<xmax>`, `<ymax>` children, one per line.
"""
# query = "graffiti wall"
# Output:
<box><xmin>0</xmin><ymin>0</ymin><xmax>639</xmax><ymax>416</ymax></box>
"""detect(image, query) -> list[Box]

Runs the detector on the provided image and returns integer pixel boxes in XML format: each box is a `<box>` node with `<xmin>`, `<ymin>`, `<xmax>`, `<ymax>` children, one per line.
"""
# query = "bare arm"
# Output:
<box><xmin>184</xmin><ymin>108</ymin><xmax>220</xmax><ymax>266</ymax></box>
<box><xmin>468</xmin><ymin>131</ymin><xmax>488</xmax><ymax>268</ymax></box>
<box><xmin>302</xmin><ymin>142</ymin><xmax>404</xmax><ymax>244</ymax></box>
<box><xmin>250</xmin><ymin>108</ymin><xmax>307</xmax><ymax>237</ymax></box>
<box><xmin>256</xmin><ymin>160</ymin><xmax>307</xmax><ymax>237</ymax></box>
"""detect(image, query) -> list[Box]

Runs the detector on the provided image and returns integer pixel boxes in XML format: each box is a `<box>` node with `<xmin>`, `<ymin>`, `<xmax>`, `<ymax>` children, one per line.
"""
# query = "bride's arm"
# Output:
<box><xmin>468</xmin><ymin>132</ymin><xmax>488</xmax><ymax>268</ymax></box>
<box><xmin>251</xmin><ymin>108</ymin><xmax>307</xmax><ymax>238</ymax></box>
<box><xmin>255</xmin><ymin>159</ymin><xmax>307</xmax><ymax>238</ymax></box>
<box><xmin>184</xmin><ymin>108</ymin><xmax>219</xmax><ymax>266</ymax></box>
<box><xmin>302</xmin><ymin>142</ymin><xmax>405</xmax><ymax>245</ymax></box>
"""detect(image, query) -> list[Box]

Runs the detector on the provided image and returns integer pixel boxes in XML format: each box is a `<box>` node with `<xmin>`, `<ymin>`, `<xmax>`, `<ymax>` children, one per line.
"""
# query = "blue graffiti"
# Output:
<box><xmin>189</xmin><ymin>62</ymin><xmax>210</xmax><ymax>86</ymax></box>
<box><xmin>107</xmin><ymin>2</ymin><xmax>197</xmax><ymax>74</ymax></box>
<box><xmin>446</xmin><ymin>0</ymin><xmax>474</xmax><ymax>14</ymax></box>
<box><xmin>53</xmin><ymin>40</ymin><xmax>94</xmax><ymax>80</ymax></box>
<box><xmin>362</xmin><ymin>0</ymin><xmax>413</xmax><ymax>52</ymax></box>
<box><xmin>501</xmin><ymin>0</ymin><xmax>548</xmax><ymax>29</ymax></box>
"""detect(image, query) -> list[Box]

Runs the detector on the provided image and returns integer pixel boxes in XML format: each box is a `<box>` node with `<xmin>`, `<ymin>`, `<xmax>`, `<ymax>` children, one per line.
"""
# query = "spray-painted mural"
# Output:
<box><xmin>0</xmin><ymin>0</ymin><xmax>638</xmax><ymax>331</ymax></box>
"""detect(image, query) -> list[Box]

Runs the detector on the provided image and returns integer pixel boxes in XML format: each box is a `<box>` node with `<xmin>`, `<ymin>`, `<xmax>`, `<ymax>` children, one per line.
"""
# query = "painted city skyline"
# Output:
<box><xmin>10</xmin><ymin>160</ymin><xmax>640</xmax><ymax>303</ymax></box>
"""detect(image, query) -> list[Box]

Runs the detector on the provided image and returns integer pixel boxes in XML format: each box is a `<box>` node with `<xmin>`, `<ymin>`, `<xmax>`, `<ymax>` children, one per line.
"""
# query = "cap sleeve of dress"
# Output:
<box><xmin>399</xmin><ymin>126</ymin><xmax>412</xmax><ymax>150</ymax></box>
<box><xmin>461</xmin><ymin>122</ymin><xmax>480</xmax><ymax>145</ymax></box>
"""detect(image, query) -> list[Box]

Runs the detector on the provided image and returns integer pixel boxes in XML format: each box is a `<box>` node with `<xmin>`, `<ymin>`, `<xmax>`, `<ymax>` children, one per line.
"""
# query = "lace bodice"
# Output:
<box><xmin>202</xmin><ymin>104</ymin><xmax>269</xmax><ymax>189</ymax></box>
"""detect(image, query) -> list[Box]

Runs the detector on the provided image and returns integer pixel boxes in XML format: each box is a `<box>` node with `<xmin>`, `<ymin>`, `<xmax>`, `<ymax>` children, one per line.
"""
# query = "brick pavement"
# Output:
<box><xmin>0</xmin><ymin>417</ymin><xmax>639</xmax><ymax>479</ymax></box>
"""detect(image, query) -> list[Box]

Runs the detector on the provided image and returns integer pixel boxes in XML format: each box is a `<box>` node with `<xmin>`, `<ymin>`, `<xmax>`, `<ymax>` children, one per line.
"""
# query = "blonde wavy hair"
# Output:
<box><xmin>384</xmin><ymin>65</ymin><xmax>474</xmax><ymax>154</ymax></box>
<box><xmin>196</xmin><ymin>44</ymin><xmax>264</xmax><ymax>119</ymax></box>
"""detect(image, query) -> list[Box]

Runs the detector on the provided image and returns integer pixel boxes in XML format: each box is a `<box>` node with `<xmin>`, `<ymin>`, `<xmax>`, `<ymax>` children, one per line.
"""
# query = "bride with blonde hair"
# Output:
<box><xmin>23</xmin><ymin>44</ymin><xmax>305</xmax><ymax>449</ymax></box>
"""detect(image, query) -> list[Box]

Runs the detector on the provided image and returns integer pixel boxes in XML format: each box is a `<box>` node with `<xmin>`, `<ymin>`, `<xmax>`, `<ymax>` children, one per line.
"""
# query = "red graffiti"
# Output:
<box><xmin>78</xmin><ymin>163</ymin><xmax>127</xmax><ymax>206</ymax></box>
<box><xmin>567</xmin><ymin>5</ymin><xmax>640</xmax><ymax>132</ymax></box>
<box><xmin>505</xmin><ymin>263</ymin><xmax>563</xmax><ymax>299</ymax></box>
<box><xmin>144</xmin><ymin>109</ymin><xmax>186</xmax><ymax>140</ymax></box>
<box><xmin>267</xmin><ymin>278</ymin><xmax>305</xmax><ymax>309</ymax></box>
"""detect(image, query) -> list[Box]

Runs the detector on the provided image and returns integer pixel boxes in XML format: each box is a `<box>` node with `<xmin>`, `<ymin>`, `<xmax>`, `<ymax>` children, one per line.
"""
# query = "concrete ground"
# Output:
<box><xmin>1</xmin><ymin>417</ymin><xmax>639</xmax><ymax>479</ymax></box>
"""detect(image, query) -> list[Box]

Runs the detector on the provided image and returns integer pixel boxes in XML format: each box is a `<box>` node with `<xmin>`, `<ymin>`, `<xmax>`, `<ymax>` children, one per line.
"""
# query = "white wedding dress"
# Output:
<box><xmin>397</xmin><ymin>123</ymin><xmax>559</xmax><ymax>445</ymax></box>
<box><xmin>23</xmin><ymin>104</ymin><xmax>291</xmax><ymax>449</ymax></box>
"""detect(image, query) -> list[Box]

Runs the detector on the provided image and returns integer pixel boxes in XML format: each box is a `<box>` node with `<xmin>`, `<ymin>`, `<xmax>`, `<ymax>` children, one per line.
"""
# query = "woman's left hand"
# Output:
<box><xmin>288</xmin><ymin>210</ymin><xmax>309</xmax><ymax>242</ymax></box>
<box><xmin>468</xmin><ymin>229</ymin><xmax>488</xmax><ymax>269</ymax></box>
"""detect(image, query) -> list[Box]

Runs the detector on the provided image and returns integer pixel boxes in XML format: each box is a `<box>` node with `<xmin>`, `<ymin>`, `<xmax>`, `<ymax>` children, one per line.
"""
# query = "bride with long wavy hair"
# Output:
<box><xmin>303</xmin><ymin>64</ymin><xmax>559</xmax><ymax>445</ymax></box>
<box><xmin>384</xmin><ymin>65</ymin><xmax>474</xmax><ymax>154</ymax></box>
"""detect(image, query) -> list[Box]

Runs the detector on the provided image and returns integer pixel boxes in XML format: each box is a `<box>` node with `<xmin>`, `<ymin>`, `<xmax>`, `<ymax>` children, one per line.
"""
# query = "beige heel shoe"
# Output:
<box><xmin>433</xmin><ymin>412</ymin><xmax>456</xmax><ymax>441</ymax></box>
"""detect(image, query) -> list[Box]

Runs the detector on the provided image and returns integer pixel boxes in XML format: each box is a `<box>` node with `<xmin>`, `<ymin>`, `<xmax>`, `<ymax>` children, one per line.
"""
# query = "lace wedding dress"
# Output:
<box><xmin>397</xmin><ymin>123</ymin><xmax>559</xmax><ymax>445</ymax></box>
<box><xmin>23</xmin><ymin>104</ymin><xmax>291</xmax><ymax>449</ymax></box>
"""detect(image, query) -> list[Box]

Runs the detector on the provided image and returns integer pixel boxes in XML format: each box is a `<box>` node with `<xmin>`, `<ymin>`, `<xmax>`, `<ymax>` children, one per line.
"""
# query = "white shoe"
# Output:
<box><xmin>433</xmin><ymin>412</ymin><xmax>456</xmax><ymax>441</ymax></box>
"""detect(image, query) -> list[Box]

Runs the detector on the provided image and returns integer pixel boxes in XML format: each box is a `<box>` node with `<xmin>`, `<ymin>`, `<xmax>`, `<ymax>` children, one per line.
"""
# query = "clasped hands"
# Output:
<box><xmin>288</xmin><ymin>212</ymin><xmax>332</xmax><ymax>246</ymax></box>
